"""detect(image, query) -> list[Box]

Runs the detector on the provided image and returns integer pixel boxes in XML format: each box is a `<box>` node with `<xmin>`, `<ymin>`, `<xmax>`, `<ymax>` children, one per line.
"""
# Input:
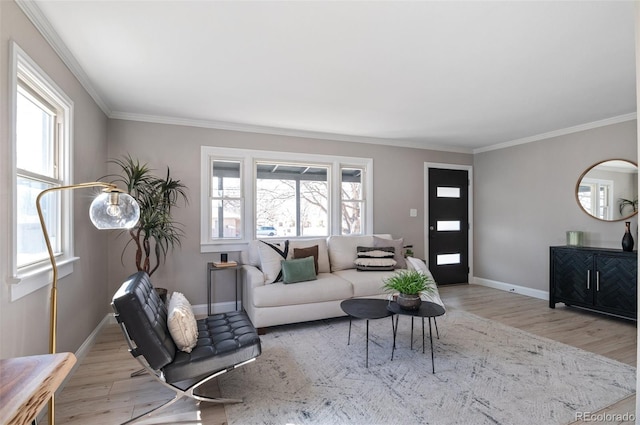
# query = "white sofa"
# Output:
<box><xmin>240</xmin><ymin>234</ymin><xmax>442</xmax><ymax>329</ymax></box>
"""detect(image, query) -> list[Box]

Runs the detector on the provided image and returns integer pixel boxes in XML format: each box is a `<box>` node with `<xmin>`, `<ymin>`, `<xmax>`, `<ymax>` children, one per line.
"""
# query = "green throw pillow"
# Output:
<box><xmin>281</xmin><ymin>256</ymin><xmax>317</xmax><ymax>284</ymax></box>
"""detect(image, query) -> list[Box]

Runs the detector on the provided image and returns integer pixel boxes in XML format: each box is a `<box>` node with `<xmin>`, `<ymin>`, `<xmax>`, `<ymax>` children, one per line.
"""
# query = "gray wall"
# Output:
<box><xmin>473</xmin><ymin>120</ymin><xmax>637</xmax><ymax>293</ymax></box>
<box><xmin>1</xmin><ymin>0</ymin><xmax>635</xmax><ymax>360</ymax></box>
<box><xmin>105</xmin><ymin>120</ymin><xmax>472</xmax><ymax>304</ymax></box>
<box><xmin>0</xmin><ymin>1</ymin><xmax>110</xmax><ymax>358</ymax></box>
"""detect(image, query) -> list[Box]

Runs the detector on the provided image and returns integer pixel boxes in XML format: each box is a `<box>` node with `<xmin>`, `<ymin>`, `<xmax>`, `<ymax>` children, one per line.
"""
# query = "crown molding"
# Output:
<box><xmin>109</xmin><ymin>111</ymin><xmax>475</xmax><ymax>154</ymax></box>
<box><xmin>15</xmin><ymin>0</ymin><xmax>634</xmax><ymax>156</ymax></box>
<box><xmin>473</xmin><ymin>113</ymin><xmax>637</xmax><ymax>154</ymax></box>
<box><xmin>15</xmin><ymin>0</ymin><xmax>112</xmax><ymax>116</ymax></box>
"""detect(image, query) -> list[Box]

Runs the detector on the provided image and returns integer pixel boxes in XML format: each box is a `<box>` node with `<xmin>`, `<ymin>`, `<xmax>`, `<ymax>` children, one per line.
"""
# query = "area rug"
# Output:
<box><xmin>218</xmin><ymin>309</ymin><xmax>636</xmax><ymax>425</ymax></box>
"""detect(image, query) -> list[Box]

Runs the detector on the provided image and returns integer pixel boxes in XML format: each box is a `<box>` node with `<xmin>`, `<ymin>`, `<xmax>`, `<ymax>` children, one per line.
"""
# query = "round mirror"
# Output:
<box><xmin>576</xmin><ymin>159</ymin><xmax>638</xmax><ymax>221</ymax></box>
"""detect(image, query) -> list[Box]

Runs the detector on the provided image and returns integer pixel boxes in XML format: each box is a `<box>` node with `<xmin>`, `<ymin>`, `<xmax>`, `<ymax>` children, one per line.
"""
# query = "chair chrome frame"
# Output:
<box><xmin>117</xmin><ymin>319</ymin><xmax>256</xmax><ymax>425</ymax></box>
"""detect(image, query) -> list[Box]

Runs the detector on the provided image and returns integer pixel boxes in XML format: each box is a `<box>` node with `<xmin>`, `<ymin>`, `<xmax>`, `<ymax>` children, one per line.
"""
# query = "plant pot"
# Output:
<box><xmin>397</xmin><ymin>293</ymin><xmax>421</xmax><ymax>311</ymax></box>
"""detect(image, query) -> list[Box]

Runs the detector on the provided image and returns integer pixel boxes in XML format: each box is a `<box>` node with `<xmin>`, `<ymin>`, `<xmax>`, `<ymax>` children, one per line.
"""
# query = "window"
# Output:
<box><xmin>256</xmin><ymin>163</ymin><xmax>329</xmax><ymax>238</ymax></box>
<box><xmin>10</xmin><ymin>43</ymin><xmax>73</xmax><ymax>300</ymax></box>
<box><xmin>209</xmin><ymin>160</ymin><xmax>243</xmax><ymax>239</ymax></box>
<box><xmin>16</xmin><ymin>84</ymin><xmax>61</xmax><ymax>268</ymax></box>
<box><xmin>200</xmin><ymin>147</ymin><xmax>373</xmax><ymax>251</ymax></box>
<box><xmin>341</xmin><ymin>167</ymin><xmax>364</xmax><ymax>235</ymax></box>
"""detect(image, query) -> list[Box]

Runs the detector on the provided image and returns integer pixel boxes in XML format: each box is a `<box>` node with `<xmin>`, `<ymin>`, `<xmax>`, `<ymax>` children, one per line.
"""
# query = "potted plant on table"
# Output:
<box><xmin>383</xmin><ymin>269</ymin><xmax>436</xmax><ymax>311</ymax></box>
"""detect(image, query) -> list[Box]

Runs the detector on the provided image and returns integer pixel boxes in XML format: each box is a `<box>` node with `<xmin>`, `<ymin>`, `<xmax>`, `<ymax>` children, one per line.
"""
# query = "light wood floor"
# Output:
<box><xmin>48</xmin><ymin>284</ymin><xmax>637</xmax><ymax>425</ymax></box>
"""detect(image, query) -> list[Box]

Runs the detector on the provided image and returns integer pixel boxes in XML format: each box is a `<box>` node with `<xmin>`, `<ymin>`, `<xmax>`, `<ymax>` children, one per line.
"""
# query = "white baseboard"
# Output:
<box><xmin>472</xmin><ymin>277</ymin><xmax>549</xmax><ymax>301</ymax></box>
<box><xmin>75</xmin><ymin>313</ymin><xmax>113</xmax><ymax>364</ymax></box>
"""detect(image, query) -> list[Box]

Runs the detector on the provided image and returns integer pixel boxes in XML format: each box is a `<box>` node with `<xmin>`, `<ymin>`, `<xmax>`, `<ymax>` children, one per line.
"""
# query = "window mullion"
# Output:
<box><xmin>16</xmin><ymin>169</ymin><xmax>60</xmax><ymax>185</ymax></box>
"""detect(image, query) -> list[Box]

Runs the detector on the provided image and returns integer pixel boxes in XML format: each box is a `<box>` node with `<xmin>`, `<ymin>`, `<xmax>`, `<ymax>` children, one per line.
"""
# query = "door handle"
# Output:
<box><xmin>596</xmin><ymin>271</ymin><xmax>600</xmax><ymax>292</ymax></box>
<box><xmin>586</xmin><ymin>270</ymin><xmax>590</xmax><ymax>290</ymax></box>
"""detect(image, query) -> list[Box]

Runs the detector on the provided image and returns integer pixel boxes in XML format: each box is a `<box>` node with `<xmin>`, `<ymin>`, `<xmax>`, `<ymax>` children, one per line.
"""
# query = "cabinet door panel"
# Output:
<box><xmin>552</xmin><ymin>249</ymin><xmax>592</xmax><ymax>305</ymax></box>
<box><xmin>595</xmin><ymin>254</ymin><xmax>637</xmax><ymax>316</ymax></box>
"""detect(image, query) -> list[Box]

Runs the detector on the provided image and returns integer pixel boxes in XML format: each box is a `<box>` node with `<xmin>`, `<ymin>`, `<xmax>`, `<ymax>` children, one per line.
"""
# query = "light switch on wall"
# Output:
<box><xmin>409</xmin><ymin>208</ymin><xmax>418</xmax><ymax>217</ymax></box>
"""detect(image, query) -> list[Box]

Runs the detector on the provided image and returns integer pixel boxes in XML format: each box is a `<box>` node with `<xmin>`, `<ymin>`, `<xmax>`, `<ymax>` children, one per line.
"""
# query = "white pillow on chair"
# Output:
<box><xmin>167</xmin><ymin>292</ymin><xmax>198</xmax><ymax>353</ymax></box>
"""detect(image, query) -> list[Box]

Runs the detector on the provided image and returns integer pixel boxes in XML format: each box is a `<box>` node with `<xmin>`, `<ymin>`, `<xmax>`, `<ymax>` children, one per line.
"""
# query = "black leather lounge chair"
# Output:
<box><xmin>112</xmin><ymin>271</ymin><xmax>261</xmax><ymax>424</ymax></box>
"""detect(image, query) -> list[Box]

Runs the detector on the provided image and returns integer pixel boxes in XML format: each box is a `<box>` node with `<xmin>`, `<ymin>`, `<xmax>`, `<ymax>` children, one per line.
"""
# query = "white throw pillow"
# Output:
<box><xmin>373</xmin><ymin>236</ymin><xmax>406</xmax><ymax>269</ymax></box>
<box><xmin>167</xmin><ymin>292</ymin><xmax>198</xmax><ymax>353</ymax></box>
<box><xmin>327</xmin><ymin>235</ymin><xmax>374</xmax><ymax>271</ymax></box>
<box><xmin>257</xmin><ymin>240</ymin><xmax>290</xmax><ymax>283</ymax></box>
<box><xmin>241</xmin><ymin>240</ymin><xmax>262</xmax><ymax>268</ymax></box>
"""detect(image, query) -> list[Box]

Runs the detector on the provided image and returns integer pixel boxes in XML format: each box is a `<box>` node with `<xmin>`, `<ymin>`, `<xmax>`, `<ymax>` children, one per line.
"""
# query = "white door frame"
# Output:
<box><xmin>424</xmin><ymin>162</ymin><xmax>474</xmax><ymax>282</ymax></box>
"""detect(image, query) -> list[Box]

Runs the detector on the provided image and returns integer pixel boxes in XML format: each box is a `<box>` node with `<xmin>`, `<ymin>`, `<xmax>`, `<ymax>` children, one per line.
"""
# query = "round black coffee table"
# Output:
<box><xmin>388</xmin><ymin>301</ymin><xmax>445</xmax><ymax>373</ymax></box>
<box><xmin>340</xmin><ymin>299</ymin><xmax>394</xmax><ymax>367</ymax></box>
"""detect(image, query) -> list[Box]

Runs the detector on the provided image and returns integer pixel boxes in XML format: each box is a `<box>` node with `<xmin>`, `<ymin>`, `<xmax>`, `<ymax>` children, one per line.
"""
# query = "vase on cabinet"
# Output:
<box><xmin>622</xmin><ymin>221</ymin><xmax>634</xmax><ymax>252</ymax></box>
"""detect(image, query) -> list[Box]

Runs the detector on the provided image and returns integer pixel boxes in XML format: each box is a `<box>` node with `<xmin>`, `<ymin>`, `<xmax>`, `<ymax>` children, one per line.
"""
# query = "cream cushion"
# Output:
<box><xmin>373</xmin><ymin>235</ymin><xmax>406</xmax><ymax>269</ymax></box>
<box><xmin>258</xmin><ymin>240</ymin><xmax>289</xmax><ymax>283</ymax></box>
<box><xmin>167</xmin><ymin>292</ymin><xmax>198</xmax><ymax>353</ymax></box>
<box><xmin>327</xmin><ymin>235</ymin><xmax>374</xmax><ymax>271</ymax></box>
<box><xmin>287</xmin><ymin>238</ymin><xmax>331</xmax><ymax>273</ymax></box>
<box><xmin>333</xmin><ymin>269</ymin><xmax>397</xmax><ymax>298</ymax></box>
<box><xmin>252</xmin><ymin>273</ymin><xmax>353</xmax><ymax>307</ymax></box>
<box><xmin>241</xmin><ymin>240</ymin><xmax>262</xmax><ymax>268</ymax></box>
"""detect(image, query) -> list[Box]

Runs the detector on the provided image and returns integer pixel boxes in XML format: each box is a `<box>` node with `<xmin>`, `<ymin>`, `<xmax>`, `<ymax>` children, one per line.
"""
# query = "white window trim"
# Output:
<box><xmin>200</xmin><ymin>146</ymin><xmax>373</xmax><ymax>252</ymax></box>
<box><xmin>9</xmin><ymin>42</ymin><xmax>75</xmax><ymax>301</ymax></box>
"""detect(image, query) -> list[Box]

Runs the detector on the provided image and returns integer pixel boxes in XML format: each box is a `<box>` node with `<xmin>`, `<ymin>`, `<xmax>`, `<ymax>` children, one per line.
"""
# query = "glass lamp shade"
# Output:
<box><xmin>89</xmin><ymin>191</ymin><xmax>140</xmax><ymax>229</ymax></box>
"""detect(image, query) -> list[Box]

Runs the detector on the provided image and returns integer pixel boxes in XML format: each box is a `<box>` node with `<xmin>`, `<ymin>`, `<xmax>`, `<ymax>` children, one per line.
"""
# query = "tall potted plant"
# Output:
<box><xmin>105</xmin><ymin>155</ymin><xmax>188</xmax><ymax>277</ymax></box>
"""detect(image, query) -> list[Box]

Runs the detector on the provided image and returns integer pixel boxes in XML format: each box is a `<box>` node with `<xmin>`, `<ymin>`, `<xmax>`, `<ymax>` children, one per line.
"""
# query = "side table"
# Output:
<box><xmin>388</xmin><ymin>301</ymin><xmax>445</xmax><ymax>373</ymax></box>
<box><xmin>340</xmin><ymin>299</ymin><xmax>395</xmax><ymax>367</ymax></box>
<box><xmin>207</xmin><ymin>262</ymin><xmax>241</xmax><ymax>315</ymax></box>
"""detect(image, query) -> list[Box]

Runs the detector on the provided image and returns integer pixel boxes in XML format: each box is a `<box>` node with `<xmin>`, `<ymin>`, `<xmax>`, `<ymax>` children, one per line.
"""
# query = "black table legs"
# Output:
<box><xmin>391</xmin><ymin>315</ymin><xmax>438</xmax><ymax>373</ymax></box>
<box><xmin>347</xmin><ymin>316</ymin><xmax>394</xmax><ymax>368</ymax></box>
<box><xmin>347</xmin><ymin>313</ymin><xmax>440</xmax><ymax>372</ymax></box>
<box><xmin>428</xmin><ymin>317</ymin><xmax>435</xmax><ymax>374</ymax></box>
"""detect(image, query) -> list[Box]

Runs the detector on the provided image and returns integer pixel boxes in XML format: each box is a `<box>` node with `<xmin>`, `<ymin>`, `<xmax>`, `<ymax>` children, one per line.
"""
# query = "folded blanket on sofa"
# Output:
<box><xmin>405</xmin><ymin>257</ymin><xmax>445</xmax><ymax>309</ymax></box>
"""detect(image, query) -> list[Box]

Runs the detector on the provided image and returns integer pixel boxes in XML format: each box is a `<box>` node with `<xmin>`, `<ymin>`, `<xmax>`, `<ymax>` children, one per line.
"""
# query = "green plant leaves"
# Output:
<box><xmin>104</xmin><ymin>154</ymin><xmax>188</xmax><ymax>276</ymax></box>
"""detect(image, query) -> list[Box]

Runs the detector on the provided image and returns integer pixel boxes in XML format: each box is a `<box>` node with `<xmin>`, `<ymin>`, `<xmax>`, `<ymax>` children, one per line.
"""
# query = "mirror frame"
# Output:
<box><xmin>575</xmin><ymin>158</ymin><xmax>638</xmax><ymax>222</ymax></box>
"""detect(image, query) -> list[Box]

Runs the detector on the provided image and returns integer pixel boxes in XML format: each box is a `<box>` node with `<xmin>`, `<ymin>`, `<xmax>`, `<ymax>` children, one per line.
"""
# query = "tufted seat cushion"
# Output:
<box><xmin>113</xmin><ymin>272</ymin><xmax>261</xmax><ymax>386</ymax></box>
<box><xmin>164</xmin><ymin>311</ymin><xmax>262</xmax><ymax>383</ymax></box>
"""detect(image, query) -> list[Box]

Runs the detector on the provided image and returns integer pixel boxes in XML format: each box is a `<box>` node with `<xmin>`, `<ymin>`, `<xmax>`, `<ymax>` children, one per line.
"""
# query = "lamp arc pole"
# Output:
<box><xmin>36</xmin><ymin>181</ymin><xmax>138</xmax><ymax>425</ymax></box>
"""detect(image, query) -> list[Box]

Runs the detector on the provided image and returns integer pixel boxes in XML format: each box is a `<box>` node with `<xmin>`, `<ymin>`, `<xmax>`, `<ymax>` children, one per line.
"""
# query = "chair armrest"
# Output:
<box><xmin>240</xmin><ymin>264</ymin><xmax>266</xmax><ymax>290</ymax></box>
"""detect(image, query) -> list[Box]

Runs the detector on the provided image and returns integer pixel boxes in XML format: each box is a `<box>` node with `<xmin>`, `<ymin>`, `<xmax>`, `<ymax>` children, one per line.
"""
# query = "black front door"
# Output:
<box><xmin>428</xmin><ymin>168</ymin><xmax>469</xmax><ymax>284</ymax></box>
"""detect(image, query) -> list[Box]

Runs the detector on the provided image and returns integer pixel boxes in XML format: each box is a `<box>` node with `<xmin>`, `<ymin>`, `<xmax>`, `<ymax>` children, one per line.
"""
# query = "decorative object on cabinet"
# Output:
<box><xmin>575</xmin><ymin>159</ymin><xmax>638</xmax><ymax>222</ymax></box>
<box><xmin>549</xmin><ymin>246</ymin><xmax>637</xmax><ymax>320</ymax></box>
<box><xmin>565</xmin><ymin>231</ymin><xmax>584</xmax><ymax>246</ymax></box>
<box><xmin>621</xmin><ymin>221</ymin><xmax>634</xmax><ymax>252</ymax></box>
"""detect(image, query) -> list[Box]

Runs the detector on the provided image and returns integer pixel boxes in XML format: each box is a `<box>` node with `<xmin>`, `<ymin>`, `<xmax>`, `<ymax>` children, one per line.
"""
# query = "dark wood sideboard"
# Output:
<box><xmin>549</xmin><ymin>246</ymin><xmax>637</xmax><ymax>320</ymax></box>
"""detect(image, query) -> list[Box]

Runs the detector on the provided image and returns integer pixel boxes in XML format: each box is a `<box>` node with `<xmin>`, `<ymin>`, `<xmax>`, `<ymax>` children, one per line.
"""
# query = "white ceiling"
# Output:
<box><xmin>24</xmin><ymin>1</ymin><xmax>637</xmax><ymax>153</ymax></box>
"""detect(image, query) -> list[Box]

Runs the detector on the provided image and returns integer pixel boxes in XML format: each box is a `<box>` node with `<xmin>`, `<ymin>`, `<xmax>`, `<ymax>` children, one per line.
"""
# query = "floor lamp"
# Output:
<box><xmin>36</xmin><ymin>182</ymin><xmax>140</xmax><ymax>425</ymax></box>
